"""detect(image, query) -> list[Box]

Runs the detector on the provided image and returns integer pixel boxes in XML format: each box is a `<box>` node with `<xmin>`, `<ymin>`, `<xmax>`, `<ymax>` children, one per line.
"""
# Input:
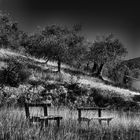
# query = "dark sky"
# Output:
<box><xmin>0</xmin><ymin>0</ymin><xmax>140</xmax><ymax>59</ymax></box>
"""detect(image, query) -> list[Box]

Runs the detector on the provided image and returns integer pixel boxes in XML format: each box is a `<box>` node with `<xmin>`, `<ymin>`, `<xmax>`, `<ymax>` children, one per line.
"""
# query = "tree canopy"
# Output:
<box><xmin>0</xmin><ymin>11</ymin><xmax>130</xmax><ymax>86</ymax></box>
<box><xmin>26</xmin><ymin>24</ymin><xmax>85</xmax><ymax>72</ymax></box>
<box><xmin>89</xmin><ymin>34</ymin><xmax>128</xmax><ymax>78</ymax></box>
<box><xmin>0</xmin><ymin>12</ymin><xmax>19</xmax><ymax>49</ymax></box>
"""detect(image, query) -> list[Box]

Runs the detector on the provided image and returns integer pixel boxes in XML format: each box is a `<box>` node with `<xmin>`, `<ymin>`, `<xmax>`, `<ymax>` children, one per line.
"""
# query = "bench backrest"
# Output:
<box><xmin>77</xmin><ymin>107</ymin><xmax>106</xmax><ymax>117</ymax></box>
<box><xmin>24</xmin><ymin>102</ymin><xmax>51</xmax><ymax>119</ymax></box>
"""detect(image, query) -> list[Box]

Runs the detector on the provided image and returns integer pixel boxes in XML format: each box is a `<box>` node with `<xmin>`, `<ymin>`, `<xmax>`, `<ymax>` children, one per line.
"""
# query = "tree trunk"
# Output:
<box><xmin>86</xmin><ymin>62</ymin><xmax>89</xmax><ymax>71</ymax></box>
<box><xmin>96</xmin><ymin>63</ymin><xmax>104</xmax><ymax>80</ymax></box>
<box><xmin>58</xmin><ymin>58</ymin><xmax>61</xmax><ymax>72</ymax></box>
<box><xmin>92</xmin><ymin>62</ymin><xmax>98</xmax><ymax>74</ymax></box>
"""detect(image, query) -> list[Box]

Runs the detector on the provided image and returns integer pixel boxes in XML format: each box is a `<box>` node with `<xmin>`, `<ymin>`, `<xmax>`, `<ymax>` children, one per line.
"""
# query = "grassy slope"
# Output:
<box><xmin>0</xmin><ymin>48</ymin><xmax>140</xmax><ymax>99</ymax></box>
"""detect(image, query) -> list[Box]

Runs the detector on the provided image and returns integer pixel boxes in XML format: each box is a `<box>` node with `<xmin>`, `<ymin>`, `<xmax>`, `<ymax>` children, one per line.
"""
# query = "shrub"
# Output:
<box><xmin>133</xmin><ymin>95</ymin><xmax>140</xmax><ymax>102</ymax></box>
<box><xmin>65</xmin><ymin>82</ymin><xmax>88</xmax><ymax>105</ymax></box>
<box><xmin>88</xmin><ymin>88</ymin><xmax>140</xmax><ymax>110</ymax></box>
<box><xmin>88</xmin><ymin>88</ymin><xmax>109</xmax><ymax>107</ymax></box>
<box><xmin>0</xmin><ymin>59</ymin><xmax>31</xmax><ymax>88</ymax></box>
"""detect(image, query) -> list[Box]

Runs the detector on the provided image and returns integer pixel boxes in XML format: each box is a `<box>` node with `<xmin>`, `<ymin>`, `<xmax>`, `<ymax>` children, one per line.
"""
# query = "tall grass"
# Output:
<box><xmin>0</xmin><ymin>107</ymin><xmax>140</xmax><ymax>140</ymax></box>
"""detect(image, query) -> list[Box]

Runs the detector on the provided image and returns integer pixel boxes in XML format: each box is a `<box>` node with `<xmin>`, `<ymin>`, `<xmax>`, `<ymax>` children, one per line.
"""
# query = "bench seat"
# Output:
<box><xmin>92</xmin><ymin>117</ymin><xmax>113</xmax><ymax>125</ymax></box>
<box><xmin>92</xmin><ymin>117</ymin><xmax>113</xmax><ymax>120</ymax></box>
<box><xmin>29</xmin><ymin>115</ymin><xmax>63</xmax><ymax>127</ymax></box>
<box><xmin>77</xmin><ymin>117</ymin><xmax>113</xmax><ymax>126</ymax></box>
<box><xmin>30</xmin><ymin>115</ymin><xmax>63</xmax><ymax>121</ymax></box>
<box><xmin>39</xmin><ymin>115</ymin><xmax>63</xmax><ymax>120</ymax></box>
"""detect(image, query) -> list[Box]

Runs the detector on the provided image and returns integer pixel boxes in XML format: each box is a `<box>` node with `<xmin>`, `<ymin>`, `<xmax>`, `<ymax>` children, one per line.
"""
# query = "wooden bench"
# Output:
<box><xmin>77</xmin><ymin>107</ymin><xmax>113</xmax><ymax>126</ymax></box>
<box><xmin>24</xmin><ymin>102</ymin><xmax>63</xmax><ymax>127</ymax></box>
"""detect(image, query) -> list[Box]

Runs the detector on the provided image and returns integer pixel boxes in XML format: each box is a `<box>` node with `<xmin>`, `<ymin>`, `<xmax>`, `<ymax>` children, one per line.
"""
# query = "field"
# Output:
<box><xmin>0</xmin><ymin>10</ymin><xmax>140</xmax><ymax>140</ymax></box>
<box><xmin>0</xmin><ymin>107</ymin><xmax>140</xmax><ymax>140</ymax></box>
<box><xmin>0</xmin><ymin>49</ymin><xmax>140</xmax><ymax>139</ymax></box>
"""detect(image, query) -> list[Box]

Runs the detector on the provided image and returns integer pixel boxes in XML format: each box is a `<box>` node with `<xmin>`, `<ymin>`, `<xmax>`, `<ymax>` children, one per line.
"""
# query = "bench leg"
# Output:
<box><xmin>78</xmin><ymin>118</ymin><xmax>81</xmax><ymax>124</ymax></box>
<box><xmin>57</xmin><ymin>119</ymin><xmax>60</xmax><ymax>127</ymax></box>
<box><xmin>87</xmin><ymin>120</ymin><xmax>90</xmax><ymax>127</ymax></box>
<box><xmin>107</xmin><ymin>120</ymin><xmax>110</xmax><ymax>126</ymax></box>
<box><xmin>45</xmin><ymin>120</ymin><xmax>48</xmax><ymax>127</ymax></box>
<box><xmin>28</xmin><ymin>120</ymin><xmax>32</xmax><ymax>127</ymax></box>
<box><xmin>40</xmin><ymin>120</ymin><xmax>48</xmax><ymax>128</ymax></box>
<box><xmin>99</xmin><ymin>120</ymin><xmax>102</xmax><ymax>125</ymax></box>
<box><xmin>40</xmin><ymin>120</ymin><xmax>44</xmax><ymax>130</ymax></box>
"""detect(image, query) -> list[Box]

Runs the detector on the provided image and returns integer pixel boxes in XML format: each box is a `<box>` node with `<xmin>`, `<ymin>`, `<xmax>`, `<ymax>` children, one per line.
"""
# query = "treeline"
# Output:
<box><xmin>0</xmin><ymin>11</ymin><xmax>138</xmax><ymax>88</ymax></box>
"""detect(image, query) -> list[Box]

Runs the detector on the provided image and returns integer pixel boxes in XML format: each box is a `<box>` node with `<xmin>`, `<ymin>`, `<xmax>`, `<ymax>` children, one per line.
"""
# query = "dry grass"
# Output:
<box><xmin>0</xmin><ymin>107</ymin><xmax>140</xmax><ymax>140</ymax></box>
<box><xmin>79</xmin><ymin>76</ymin><xmax>140</xmax><ymax>97</ymax></box>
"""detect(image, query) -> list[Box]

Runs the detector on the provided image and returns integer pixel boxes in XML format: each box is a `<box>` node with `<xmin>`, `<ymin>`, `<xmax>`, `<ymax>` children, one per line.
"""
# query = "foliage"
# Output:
<box><xmin>25</xmin><ymin>24</ymin><xmax>85</xmax><ymax>72</ymax></box>
<box><xmin>0</xmin><ymin>11</ymin><xmax>25</xmax><ymax>51</ymax></box>
<box><xmin>89</xmin><ymin>88</ymin><xmax>139</xmax><ymax>110</ymax></box>
<box><xmin>92</xmin><ymin>34</ymin><xmax>127</xmax><ymax>64</ymax></box>
<box><xmin>105</xmin><ymin>60</ymin><xmax>137</xmax><ymax>88</ymax></box>
<box><xmin>0</xmin><ymin>76</ymin><xmax>139</xmax><ymax>110</ymax></box>
<box><xmin>133</xmin><ymin>95</ymin><xmax>140</xmax><ymax>102</ymax></box>
<box><xmin>89</xmin><ymin>34</ymin><xmax>127</xmax><ymax>78</ymax></box>
<box><xmin>72</xmin><ymin>40</ymin><xmax>92</xmax><ymax>69</ymax></box>
<box><xmin>0</xmin><ymin>59</ymin><xmax>31</xmax><ymax>88</ymax></box>
<box><xmin>131</xmin><ymin>68</ymin><xmax>140</xmax><ymax>79</ymax></box>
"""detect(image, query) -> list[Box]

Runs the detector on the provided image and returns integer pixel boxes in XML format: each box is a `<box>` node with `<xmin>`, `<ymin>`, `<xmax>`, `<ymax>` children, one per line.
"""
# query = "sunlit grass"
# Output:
<box><xmin>79</xmin><ymin>77</ymin><xmax>140</xmax><ymax>96</ymax></box>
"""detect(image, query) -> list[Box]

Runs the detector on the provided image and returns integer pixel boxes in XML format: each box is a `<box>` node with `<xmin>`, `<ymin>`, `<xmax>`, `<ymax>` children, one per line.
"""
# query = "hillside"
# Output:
<box><xmin>123</xmin><ymin>57</ymin><xmax>140</xmax><ymax>70</ymax></box>
<box><xmin>0</xmin><ymin>49</ymin><xmax>140</xmax><ymax>110</ymax></box>
<box><xmin>0</xmin><ymin>49</ymin><xmax>139</xmax><ymax>93</ymax></box>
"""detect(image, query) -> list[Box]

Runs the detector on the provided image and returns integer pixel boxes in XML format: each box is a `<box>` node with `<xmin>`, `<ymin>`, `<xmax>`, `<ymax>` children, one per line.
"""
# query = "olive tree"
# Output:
<box><xmin>26</xmin><ymin>24</ymin><xmax>85</xmax><ymax>72</ymax></box>
<box><xmin>89</xmin><ymin>34</ymin><xmax>127</xmax><ymax>79</ymax></box>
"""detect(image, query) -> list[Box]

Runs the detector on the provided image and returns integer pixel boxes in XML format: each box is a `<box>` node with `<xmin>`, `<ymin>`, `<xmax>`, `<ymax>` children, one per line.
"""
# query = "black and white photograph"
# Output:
<box><xmin>0</xmin><ymin>0</ymin><xmax>140</xmax><ymax>139</ymax></box>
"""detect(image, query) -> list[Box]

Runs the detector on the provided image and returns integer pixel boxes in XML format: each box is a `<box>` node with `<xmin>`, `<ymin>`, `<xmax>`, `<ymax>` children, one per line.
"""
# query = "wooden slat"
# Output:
<box><xmin>77</xmin><ymin>107</ymin><xmax>106</xmax><ymax>110</ymax></box>
<box><xmin>92</xmin><ymin>117</ymin><xmax>113</xmax><ymax>120</ymax></box>
<box><xmin>25</xmin><ymin>102</ymin><xmax>51</xmax><ymax>107</ymax></box>
<box><xmin>40</xmin><ymin>115</ymin><xmax>63</xmax><ymax>120</ymax></box>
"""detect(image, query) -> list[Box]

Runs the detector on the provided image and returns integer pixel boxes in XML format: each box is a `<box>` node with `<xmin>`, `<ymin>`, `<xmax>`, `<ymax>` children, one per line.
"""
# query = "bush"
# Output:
<box><xmin>133</xmin><ymin>95</ymin><xmax>140</xmax><ymax>102</ymax></box>
<box><xmin>65</xmin><ymin>82</ymin><xmax>88</xmax><ymax>105</ymax></box>
<box><xmin>88</xmin><ymin>88</ymin><xmax>140</xmax><ymax>110</ymax></box>
<box><xmin>88</xmin><ymin>88</ymin><xmax>109</xmax><ymax>107</ymax></box>
<box><xmin>0</xmin><ymin>59</ymin><xmax>31</xmax><ymax>87</ymax></box>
